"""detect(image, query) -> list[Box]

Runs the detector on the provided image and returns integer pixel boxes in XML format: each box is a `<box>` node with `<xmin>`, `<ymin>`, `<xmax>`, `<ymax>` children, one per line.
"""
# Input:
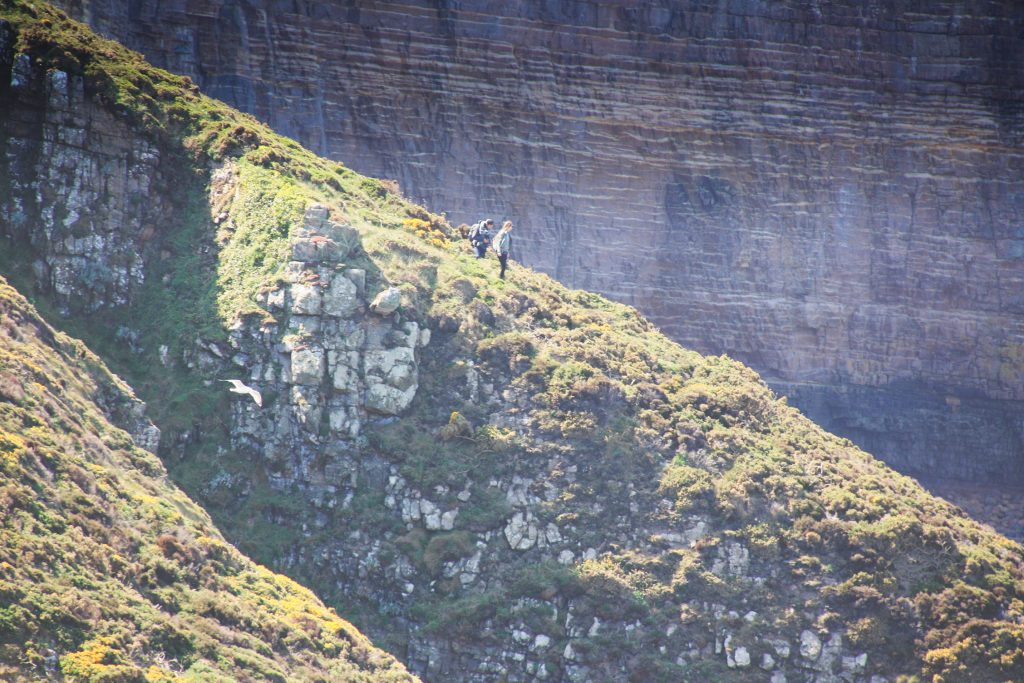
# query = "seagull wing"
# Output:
<box><xmin>221</xmin><ymin>379</ymin><xmax>262</xmax><ymax>407</ymax></box>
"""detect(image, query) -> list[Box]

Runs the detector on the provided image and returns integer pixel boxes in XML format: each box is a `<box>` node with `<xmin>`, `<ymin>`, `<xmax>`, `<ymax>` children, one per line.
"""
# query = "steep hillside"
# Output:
<box><xmin>48</xmin><ymin>0</ymin><xmax>1024</xmax><ymax>490</ymax></box>
<box><xmin>2</xmin><ymin>3</ymin><xmax>1024</xmax><ymax>682</ymax></box>
<box><xmin>0</xmin><ymin>278</ymin><xmax>418</xmax><ymax>682</ymax></box>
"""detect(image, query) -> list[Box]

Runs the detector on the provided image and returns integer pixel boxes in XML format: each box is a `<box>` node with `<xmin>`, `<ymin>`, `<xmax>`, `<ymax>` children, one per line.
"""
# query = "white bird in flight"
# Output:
<box><xmin>220</xmin><ymin>379</ymin><xmax>263</xmax><ymax>407</ymax></box>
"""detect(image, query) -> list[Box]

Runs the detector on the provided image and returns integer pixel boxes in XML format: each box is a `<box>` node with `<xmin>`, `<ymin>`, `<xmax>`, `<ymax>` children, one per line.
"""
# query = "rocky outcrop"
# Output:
<box><xmin>222</xmin><ymin>203</ymin><xmax>426</xmax><ymax>465</ymax></box>
<box><xmin>0</xmin><ymin>24</ymin><xmax>176</xmax><ymax>315</ymax></box>
<box><xmin>0</xmin><ymin>31</ymin><xmax>424</xmax><ymax>457</ymax></box>
<box><xmin>205</xmin><ymin>253</ymin><xmax>1023</xmax><ymax>683</ymax></box>
<box><xmin>50</xmin><ymin>0</ymin><xmax>1024</xmax><ymax>484</ymax></box>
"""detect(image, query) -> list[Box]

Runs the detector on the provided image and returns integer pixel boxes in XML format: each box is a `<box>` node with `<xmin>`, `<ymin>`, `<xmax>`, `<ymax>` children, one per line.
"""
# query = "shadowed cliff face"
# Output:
<box><xmin>48</xmin><ymin>0</ymin><xmax>1024</xmax><ymax>483</ymax></box>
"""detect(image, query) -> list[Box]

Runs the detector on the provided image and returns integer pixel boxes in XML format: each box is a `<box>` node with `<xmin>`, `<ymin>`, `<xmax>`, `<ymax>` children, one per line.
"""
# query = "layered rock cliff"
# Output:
<box><xmin>48</xmin><ymin>0</ymin><xmax>1024</xmax><ymax>487</ymax></box>
<box><xmin>3</xmin><ymin>5</ymin><xmax>1024</xmax><ymax>682</ymax></box>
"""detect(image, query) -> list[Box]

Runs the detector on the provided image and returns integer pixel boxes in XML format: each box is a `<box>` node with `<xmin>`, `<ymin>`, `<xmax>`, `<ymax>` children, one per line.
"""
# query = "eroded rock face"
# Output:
<box><xmin>0</xmin><ymin>36</ymin><xmax>174</xmax><ymax>314</ymax></box>
<box><xmin>49</xmin><ymin>0</ymin><xmax>1024</xmax><ymax>483</ymax></box>
<box><xmin>226</xmin><ymin>205</ymin><xmax>421</xmax><ymax>460</ymax></box>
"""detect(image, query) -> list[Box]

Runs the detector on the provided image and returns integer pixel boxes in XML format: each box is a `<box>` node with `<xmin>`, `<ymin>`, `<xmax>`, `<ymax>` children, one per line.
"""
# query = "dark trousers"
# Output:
<box><xmin>474</xmin><ymin>242</ymin><xmax>488</xmax><ymax>258</ymax></box>
<box><xmin>498</xmin><ymin>253</ymin><xmax>508</xmax><ymax>278</ymax></box>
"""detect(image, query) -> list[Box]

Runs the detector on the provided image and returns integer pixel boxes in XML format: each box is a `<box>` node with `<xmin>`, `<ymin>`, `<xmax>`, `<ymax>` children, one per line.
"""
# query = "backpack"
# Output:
<box><xmin>468</xmin><ymin>221</ymin><xmax>483</xmax><ymax>244</ymax></box>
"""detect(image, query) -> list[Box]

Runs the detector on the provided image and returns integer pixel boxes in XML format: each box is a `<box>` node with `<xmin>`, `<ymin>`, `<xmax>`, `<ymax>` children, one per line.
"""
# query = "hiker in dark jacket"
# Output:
<box><xmin>492</xmin><ymin>220</ymin><xmax>513</xmax><ymax>279</ymax></box>
<box><xmin>469</xmin><ymin>218</ymin><xmax>494</xmax><ymax>258</ymax></box>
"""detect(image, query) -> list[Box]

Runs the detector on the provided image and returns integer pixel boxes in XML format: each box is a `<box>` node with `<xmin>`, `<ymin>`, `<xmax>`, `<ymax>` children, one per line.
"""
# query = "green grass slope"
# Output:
<box><xmin>2</xmin><ymin>2</ymin><xmax>1024</xmax><ymax>681</ymax></box>
<box><xmin>404</xmin><ymin>272</ymin><xmax>1024</xmax><ymax>680</ymax></box>
<box><xmin>0</xmin><ymin>278</ymin><xmax>418</xmax><ymax>681</ymax></box>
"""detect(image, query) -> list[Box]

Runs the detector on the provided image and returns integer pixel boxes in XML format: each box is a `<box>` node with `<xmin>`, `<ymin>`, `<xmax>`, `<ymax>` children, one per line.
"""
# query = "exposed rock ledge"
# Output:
<box><xmin>225</xmin><ymin>204</ymin><xmax>427</xmax><ymax>460</ymax></box>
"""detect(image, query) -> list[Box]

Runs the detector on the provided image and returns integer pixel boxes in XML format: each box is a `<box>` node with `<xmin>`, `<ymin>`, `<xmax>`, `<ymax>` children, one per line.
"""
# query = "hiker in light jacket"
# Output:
<box><xmin>492</xmin><ymin>220</ymin><xmax>513</xmax><ymax>279</ymax></box>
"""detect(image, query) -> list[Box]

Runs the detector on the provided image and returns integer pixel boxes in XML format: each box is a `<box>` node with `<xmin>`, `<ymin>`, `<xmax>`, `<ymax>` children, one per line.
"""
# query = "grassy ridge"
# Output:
<box><xmin>357</xmin><ymin>230</ymin><xmax>1024</xmax><ymax>680</ymax></box>
<box><xmin>0</xmin><ymin>277</ymin><xmax>417</xmax><ymax>682</ymax></box>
